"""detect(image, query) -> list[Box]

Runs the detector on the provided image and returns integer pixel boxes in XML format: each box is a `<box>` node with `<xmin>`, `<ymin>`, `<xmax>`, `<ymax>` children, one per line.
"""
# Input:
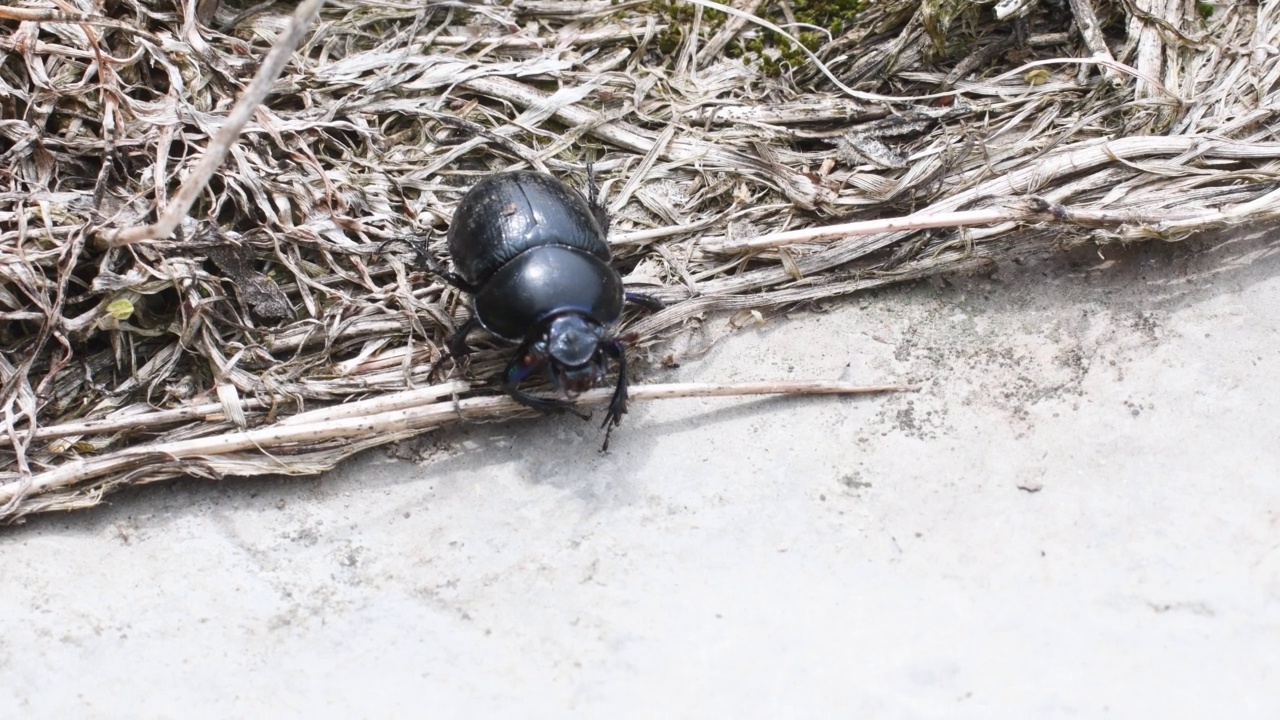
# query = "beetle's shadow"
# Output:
<box><xmin>5</xmin><ymin>377</ymin><xmax>791</xmax><ymax>535</ymax></box>
<box><xmin>396</xmin><ymin>390</ymin><xmax>850</xmax><ymax>505</ymax></box>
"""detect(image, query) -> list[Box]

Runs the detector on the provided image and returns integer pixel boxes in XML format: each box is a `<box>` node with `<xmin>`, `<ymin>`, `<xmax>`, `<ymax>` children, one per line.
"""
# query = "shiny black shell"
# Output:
<box><xmin>448</xmin><ymin>171</ymin><xmax>610</xmax><ymax>286</ymax></box>
<box><xmin>474</xmin><ymin>246</ymin><xmax>623</xmax><ymax>341</ymax></box>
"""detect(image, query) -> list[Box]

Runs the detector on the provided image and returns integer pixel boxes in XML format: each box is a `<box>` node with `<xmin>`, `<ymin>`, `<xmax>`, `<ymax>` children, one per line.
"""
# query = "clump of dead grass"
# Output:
<box><xmin>1</xmin><ymin>0</ymin><xmax>1277</xmax><ymax>521</ymax></box>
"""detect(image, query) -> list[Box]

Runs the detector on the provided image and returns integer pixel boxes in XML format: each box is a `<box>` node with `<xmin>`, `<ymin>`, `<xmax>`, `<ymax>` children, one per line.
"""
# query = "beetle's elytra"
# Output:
<box><xmin>447</xmin><ymin>170</ymin><xmax>612</xmax><ymax>289</ymax></box>
<box><xmin>426</xmin><ymin>170</ymin><xmax>656</xmax><ymax>450</ymax></box>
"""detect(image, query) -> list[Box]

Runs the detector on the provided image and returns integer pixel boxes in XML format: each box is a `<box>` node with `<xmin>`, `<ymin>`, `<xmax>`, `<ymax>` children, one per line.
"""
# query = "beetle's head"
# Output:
<box><xmin>538</xmin><ymin>314</ymin><xmax>608</xmax><ymax>397</ymax></box>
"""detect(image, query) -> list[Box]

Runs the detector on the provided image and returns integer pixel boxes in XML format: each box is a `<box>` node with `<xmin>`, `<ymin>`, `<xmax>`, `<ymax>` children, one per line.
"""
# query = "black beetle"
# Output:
<box><xmin>421</xmin><ymin>170</ymin><xmax>657</xmax><ymax>449</ymax></box>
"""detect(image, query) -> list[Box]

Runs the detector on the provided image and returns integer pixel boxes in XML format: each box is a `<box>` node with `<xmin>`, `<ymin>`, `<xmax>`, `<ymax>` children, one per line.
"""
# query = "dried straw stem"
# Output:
<box><xmin>0</xmin><ymin>380</ymin><xmax>909</xmax><ymax>513</ymax></box>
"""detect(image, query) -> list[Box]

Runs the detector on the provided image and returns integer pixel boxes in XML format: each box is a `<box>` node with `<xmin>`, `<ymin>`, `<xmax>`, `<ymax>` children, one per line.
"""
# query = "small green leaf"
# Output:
<box><xmin>106</xmin><ymin>298</ymin><xmax>135</xmax><ymax>321</ymax></box>
<box><xmin>1025</xmin><ymin>68</ymin><xmax>1050</xmax><ymax>86</ymax></box>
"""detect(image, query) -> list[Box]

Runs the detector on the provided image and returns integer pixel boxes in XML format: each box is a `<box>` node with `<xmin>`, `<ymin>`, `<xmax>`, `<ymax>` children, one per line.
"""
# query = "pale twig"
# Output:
<box><xmin>1129</xmin><ymin>0</ymin><xmax>1175</xmax><ymax>102</ymax></box>
<box><xmin>1157</xmin><ymin>184</ymin><xmax>1280</xmax><ymax>231</ymax></box>
<box><xmin>1068</xmin><ymin>0</ymin><xmax>1126</xmax><ymax>88</ymax></box>
<box><xmin>15</xmin><ymin>400</ymin><xmax>266</xmax><ymax>442</ymax></box>
<box><xmin>611</xmin><ymin>217</ymin><xmax>723</xmax><ymax>246</ymax></box>
<box><xmin>696</xmin><ymin>136</ymin><xmax>1280</xmax><ymax>268</ymax></box>
<box><xmin>705</xmin><ymin>208</ymin><xmax>1027</xmax><ymax>253</ymax></box>
<box><xmin>0</xmin><ymin>6</ymin><xmax>162</xmax><ymax>43</ymax></box>
<box><xmin>0</xmin><ymin>380</ymin><xmax>911</xmax><ymax>504</ymax></box>
<box><xmin>702</xmin><ymin>195</ymin><xmax>1266</xmax><ymax>253</ymax></box>
<box><xmin>9</xmin><ymin>381</ymin><xmax>474</xmax><ymax>442</ymax></box>
<box><xmin>95</xmin><ymin>0</ymin><xmax>327</xmax><ymax>248</ymax></box>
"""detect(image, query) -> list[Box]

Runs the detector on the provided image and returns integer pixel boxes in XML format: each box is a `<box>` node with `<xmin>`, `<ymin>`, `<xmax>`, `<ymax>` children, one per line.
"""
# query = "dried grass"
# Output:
<box><xmin>1</xmin><ymin>0</ymin><xmax>1278</xmax><ymax>521</ymax></box>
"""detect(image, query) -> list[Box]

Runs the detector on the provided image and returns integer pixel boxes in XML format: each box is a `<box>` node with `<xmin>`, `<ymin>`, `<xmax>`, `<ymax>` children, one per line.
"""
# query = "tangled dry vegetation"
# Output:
<box><xmin>0</xmin><ymin>0</ymin><xmax>1277</xmax><ymax>520</ymax></box>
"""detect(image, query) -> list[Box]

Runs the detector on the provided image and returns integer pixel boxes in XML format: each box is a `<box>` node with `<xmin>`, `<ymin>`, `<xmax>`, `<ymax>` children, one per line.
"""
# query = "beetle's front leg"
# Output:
<box><xmin>501</xmin><ymin>344</ymin><xmax>590</xmax><ymax>420</ymax></box>
<box><xmin>599</xmin><ymin>340</ymin><xmax>629</xmax><ymax>451</ymax></box>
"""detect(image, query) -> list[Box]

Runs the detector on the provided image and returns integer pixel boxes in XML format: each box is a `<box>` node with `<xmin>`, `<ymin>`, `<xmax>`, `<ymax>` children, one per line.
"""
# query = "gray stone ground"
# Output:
<box><xmin>2</xmin><ymin>230</ymin><xmax>1278</xmax><ymax>717</ymax></box>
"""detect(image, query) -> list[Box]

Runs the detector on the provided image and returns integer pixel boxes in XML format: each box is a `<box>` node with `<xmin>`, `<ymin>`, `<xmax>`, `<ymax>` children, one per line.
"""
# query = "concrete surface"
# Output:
<box><xmin>2</xmin><ymin>230</ymin><xmax>1278</xmax><ymax>717</ymax></box>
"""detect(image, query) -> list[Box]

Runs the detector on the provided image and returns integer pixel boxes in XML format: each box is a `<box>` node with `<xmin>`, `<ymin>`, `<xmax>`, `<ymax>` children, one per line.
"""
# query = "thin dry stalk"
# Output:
<box><xmin>96</xmin><ymin>0</ymin><xmax>327</xmax><ymax>247</ymax></box>
<box><xmin>0</xmin><ymin>380</ymin><xmax>911</xmax><ymax>514</ymax></box>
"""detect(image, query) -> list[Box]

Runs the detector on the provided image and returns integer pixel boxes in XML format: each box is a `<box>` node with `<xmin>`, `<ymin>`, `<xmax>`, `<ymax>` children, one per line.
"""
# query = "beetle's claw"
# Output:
<box><xmin>601</xmin><ymin>397</ymin><xmax>625</xmax><ymax>430</ymax></box>
<box><xmin>446</xmin><ymin>317</ymin><xmax>480</xmax><ymax>359</ymax></box>
<box><xmin>425</xmin><ymin>351</ymin><xmax>453</xmax><ymax>381</ymax></box>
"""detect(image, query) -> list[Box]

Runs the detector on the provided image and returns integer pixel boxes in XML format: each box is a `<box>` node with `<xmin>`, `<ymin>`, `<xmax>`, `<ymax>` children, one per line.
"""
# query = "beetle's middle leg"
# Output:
<box><xmin>623</xmin><ymin>291</ymin><xmax>664</xmax><ymax>312</ymax></box>
<box><xmin>423</xmin><ymin>316</ymin><xmax>480</xmax><ymax>380</ymax></box>
<box><xmin>445</xmin><ymin>316</ymin><xmax>480</xmax><ymax>358</ymax></box>
<box><xmin>385</xmin><ymin>235</ymin><xmax>479</xmax><ymax>293</ymax></box>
